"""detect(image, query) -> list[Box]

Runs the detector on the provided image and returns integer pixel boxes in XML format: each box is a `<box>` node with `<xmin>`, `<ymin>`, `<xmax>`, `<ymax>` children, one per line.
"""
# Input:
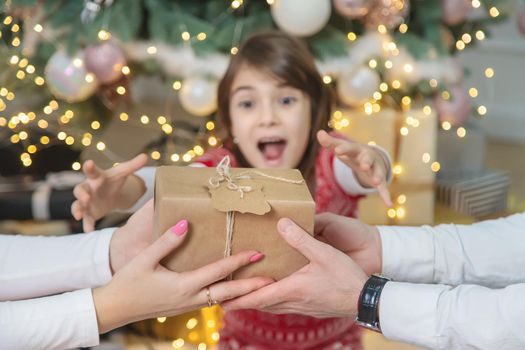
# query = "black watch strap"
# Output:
<box><xmin>355</xmin><ymin>274</ymin><xmax>390</xmax><ymax>332</ymax></box>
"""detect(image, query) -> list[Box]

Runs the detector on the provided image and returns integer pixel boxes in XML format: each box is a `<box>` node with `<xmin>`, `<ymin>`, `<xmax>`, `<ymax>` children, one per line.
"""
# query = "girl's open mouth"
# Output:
<box><xmin>257</xmin><ymin>136</ymin><xmax>287</xmax><ymax>164</ymax></box>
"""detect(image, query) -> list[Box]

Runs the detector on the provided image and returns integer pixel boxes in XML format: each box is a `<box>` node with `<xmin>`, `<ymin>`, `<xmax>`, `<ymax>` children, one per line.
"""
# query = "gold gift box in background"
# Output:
<box><xmin>338</xmin><ymin>107</ymin><xmax>437</xmax><ymax>225</ymax></box>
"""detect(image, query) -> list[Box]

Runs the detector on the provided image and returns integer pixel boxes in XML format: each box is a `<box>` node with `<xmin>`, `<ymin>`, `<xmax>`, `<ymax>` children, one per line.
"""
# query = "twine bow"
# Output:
<box><xmin>208</xmin><ymin>155</ymin><xmax>305</xmax><ymax>279</ymax></box>
<box><xmin>208</xmin><ymin>155</ymin><xmax>305</xmax><ymax>198</ymax></box>
<box><xmin>208</xmin><ymin>156</ymin><xmax>253</xmax><ymax>198</ymax></box>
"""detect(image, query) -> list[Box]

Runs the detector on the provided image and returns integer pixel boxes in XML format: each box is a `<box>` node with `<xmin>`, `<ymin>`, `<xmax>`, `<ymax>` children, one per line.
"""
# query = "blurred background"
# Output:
<box><xmin>0</xmin><ymin>0</ymin><xmax>524</xmax><ymax>349</ymax></box>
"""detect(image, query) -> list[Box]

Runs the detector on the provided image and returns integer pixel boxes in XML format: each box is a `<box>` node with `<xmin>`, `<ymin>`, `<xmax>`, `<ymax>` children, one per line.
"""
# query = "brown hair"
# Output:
<box><xmin>217</xmin><ymin>30</ymin><xmax>333</xmax><ymax>181</ymax></box>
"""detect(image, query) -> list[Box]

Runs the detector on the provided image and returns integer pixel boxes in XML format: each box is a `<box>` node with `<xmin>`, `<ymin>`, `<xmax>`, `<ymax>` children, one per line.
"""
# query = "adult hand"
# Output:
<box><xmin>317</xmin><ymin>130</ymin><xmax>392</xmax><ymax>207</ymax></box>
<box><xmin>223</xmin><ymin>218</ymin><xmax>368</xmax><ymax>318</ymax></box>
<box><xmin>94</xmin><ymin>219</ymin><xmax>272</xmax><ymax>333</ymax></box>
<box><xmin>108</xmin><ymin>199</ymin><xmax>156</xmax><ymax>274</ymax></box>
<box><xmin>71</xmin><ymin>154</ymin><xmax>148</xmax><ymax>232</ymax></box>
<box><xmin>315</xmin><ymin>212</ymin><xmax>382</xmax><ymax>275</ymax></box>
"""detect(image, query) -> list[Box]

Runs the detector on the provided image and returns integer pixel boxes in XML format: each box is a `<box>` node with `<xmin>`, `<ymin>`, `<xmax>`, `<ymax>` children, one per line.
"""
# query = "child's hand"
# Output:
<box><xmin>317</xmin><ymin>130</ymin><xmax>392</xmax><ymax>207</ymax></box>
<box><xmin>71</xmin><ymin>154</ymin><xmax>148</xmax><ymax>232</ymax></box>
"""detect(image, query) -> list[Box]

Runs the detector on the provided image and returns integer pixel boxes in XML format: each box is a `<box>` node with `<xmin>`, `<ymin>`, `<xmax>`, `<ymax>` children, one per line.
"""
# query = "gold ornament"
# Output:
<box><xmin>365</xmin><ymin>0</ymin><xmax>409</xmax><ymax>30</ymax></box>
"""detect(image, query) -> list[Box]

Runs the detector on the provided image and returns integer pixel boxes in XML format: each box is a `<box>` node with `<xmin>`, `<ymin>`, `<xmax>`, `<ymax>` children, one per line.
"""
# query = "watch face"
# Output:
<box><xmin>362</xmin><ymin>283</ymin><xmax>383</xmax><ymax>308</ymax></box>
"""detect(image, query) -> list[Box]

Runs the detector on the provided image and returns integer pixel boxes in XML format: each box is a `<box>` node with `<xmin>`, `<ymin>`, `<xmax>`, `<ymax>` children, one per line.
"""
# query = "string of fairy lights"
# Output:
<box><xmin>0</xmin><ymin>0</ymin><xmax>499</xmax><ymax>169</ymax></box>
<box><xmin>0</xmin><ymin>0</ymin><xmax>505</xmax><ymax>347</ymax></box>
<box><xmin>325</xmin><ymin>0</ymin><xmax>498</xmax><ymax>222</ymax></box>
<box><xmin>0</xmin><ymin>0</ymin><xmax>248</xmax><ymax>170</ymax></box>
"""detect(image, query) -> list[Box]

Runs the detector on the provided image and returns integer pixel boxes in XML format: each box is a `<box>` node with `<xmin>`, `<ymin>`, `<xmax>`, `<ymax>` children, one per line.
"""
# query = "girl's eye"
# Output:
<box><xmin>280</xmin><ymin>96</ymin><xmax>297</xmax><ymax>105</ymax></box>
<box><xmin>238</xmin><ymin>100</ymin><xmax>254</xmax><ymax>109</ymax></box>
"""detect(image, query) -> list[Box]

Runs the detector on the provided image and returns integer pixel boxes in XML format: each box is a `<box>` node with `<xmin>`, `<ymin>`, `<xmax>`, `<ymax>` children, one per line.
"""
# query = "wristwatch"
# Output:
<box><xmin>355</xmin><ymin>274</ymin><xmax>390</xmax><ymax>333</ymax></box>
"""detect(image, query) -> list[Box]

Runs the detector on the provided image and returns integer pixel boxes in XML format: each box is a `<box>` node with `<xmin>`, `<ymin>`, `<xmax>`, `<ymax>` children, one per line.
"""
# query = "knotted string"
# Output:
<box><xmin>208</xmin><ymin>156</ymin><xmax>253</xmax><ymax>198</ymax></box>
<box><xmin>208</xmin><ymin>156</ymin><xmax>305</xmax><ymax>279</ymax></box>
<box><xmin>208</xmin><ymin>156</ymin><xmax>305</xmax><ymax>198</ymax></box>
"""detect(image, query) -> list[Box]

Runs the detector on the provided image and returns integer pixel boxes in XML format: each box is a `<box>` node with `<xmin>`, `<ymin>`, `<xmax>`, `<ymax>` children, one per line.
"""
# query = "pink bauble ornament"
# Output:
<box><xmin>441</xmin><ymin>0</ymin><xmax>470</xmax><ymax>26</ymax></box>
<box><xmin>365</xmin><ymin>0</ymin><xmax>409</xmax><ymax>29</ymax></box>
<box><xmin>442</xmin><ymin>57</ymin><xmax>464</xmax><ymax>84</ymax></box>
<box><xmin>84</xmin><ymin>42</ymin><xmax>126</xmax><ymax>84</ymax></box>
<box><xmin>434</xmin><ymin>85</ymin><xmax>472</xmax><ymax>127</ymax></box>
<box><xmin>333</xmin><ymin>0</ymin><xmax>372</xmax><ymax>19</ymax></box>
<box><xmin>45</xmin><ymin>50</ymin><xmax>98</xmax><ymax>103</ymax></box>
<box><xmin>517</xmin><ymin>8</ymin><xmax>525</xmax><ymax>36</ymax></box>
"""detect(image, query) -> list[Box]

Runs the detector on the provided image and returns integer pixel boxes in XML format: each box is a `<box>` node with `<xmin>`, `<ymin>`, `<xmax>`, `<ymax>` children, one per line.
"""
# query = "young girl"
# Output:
<box><xmin>72</xmin><ymin>31</ymin><xmax>392</xmax><ymax>350</ymax></box>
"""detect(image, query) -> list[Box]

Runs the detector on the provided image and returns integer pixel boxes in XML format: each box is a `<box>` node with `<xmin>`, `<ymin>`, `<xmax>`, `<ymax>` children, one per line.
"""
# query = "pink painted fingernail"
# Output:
<box><xmin>249</xmin><ymin>252</ymin><xmax>265</xmax><ymax>263</ymax></box>
<box><xmin>171</xmin><ymin>220</ymin><xmax>188</xmax><ymax>236</ymax></box>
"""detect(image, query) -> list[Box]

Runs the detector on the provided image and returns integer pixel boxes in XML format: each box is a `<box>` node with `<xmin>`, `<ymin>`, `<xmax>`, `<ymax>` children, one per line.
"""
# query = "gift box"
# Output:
<box><xmin>0</xmin><ymin>172</ymin><xmax>83</xmax><ymax>221</ymax></box>
<box><xmin>0</xmin><ymin>188</ymin><xmax>76</xmax><ymax>220</ymax></box>
<box><xmin>338</xmin><ymin>107</ymin><xmax>437</xmax><ymax>225</ymax></box>
<box><xmin>337</xmin><ymin>108</ymin><xmax>398</xmax><ymax>156</ymax></box>
<box><xmin>436</xmin><ymin>170</ymin><xmax>510</xmax><ymax>218</ymax></box>
<box><xmin>396</xmin><ymin>108</ymin><xmax>437</xmax><ymax>184</ymax></box>
<box><xmin>357</xmin><ymin>183</ymin><xmax>435</xmax><ymax>225</ymax></box>
<box><xmin>153</xmin><ymin>161</ymin><xmax>315</xmax><ymax>280</ymax></box>
<box><xmin>437</xmin><ymin>124</ymin><xmax>486</xmax><ymax>179</ymax></box>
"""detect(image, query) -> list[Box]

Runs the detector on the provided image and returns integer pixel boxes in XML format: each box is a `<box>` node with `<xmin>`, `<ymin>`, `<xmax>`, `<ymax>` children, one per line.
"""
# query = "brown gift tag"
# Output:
<box><xmin>208</xmin><ymin>181</ymin><xmax>271</xmax><ymax>215</ymax></box>
<box><xmin>153</xmin><ymin>164</ymin><xmax>315</xmax><ymax>281</ymax></box>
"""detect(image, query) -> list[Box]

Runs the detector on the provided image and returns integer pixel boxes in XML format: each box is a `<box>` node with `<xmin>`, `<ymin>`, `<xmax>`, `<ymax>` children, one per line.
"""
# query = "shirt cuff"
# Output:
<box><xmin>332</xmin><ymin>144</ymin><xmax>393</xmax><ymax>196</ymax></box>
<box><xmin>369</xmin><ymin>144</ymin><xmax>393</xmax><ymax>183</ymax></box>
<box><xmin>333</xmin><ymin>157</ymin><xmax>376</xmax><ymax>195</ymax></box>
<box><xmin>380</xmin><ymin>281</ymin><xmax>448</xmax><ymax>349</ymax></box>
<box><xmin>126</xmin><ymin>166</ymin><xmax>156</xmax><ymax>213</ymax></box>
<box><xmin>75</xmin><ymin>288</ymin><xmax>101</xmax><ymax>347</ymax></box>
<box><xmin>0</xmin><ymin>289</ymin><xmax>100</xmax><ymax>349</ymax></box>
<box><xmin>378</xmin><ymin>225</ymin><xmax>436</xmax><ymax>283</ymax></box>
<box><xmin>92</xmin><ymin>228</ymin><xmax>115</xmax><ymax>285</ymax></box>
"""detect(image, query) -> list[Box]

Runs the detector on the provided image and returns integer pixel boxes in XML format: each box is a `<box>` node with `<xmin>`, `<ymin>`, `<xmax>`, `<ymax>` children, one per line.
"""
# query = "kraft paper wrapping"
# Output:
<box><xmin>154</xmin><ymin>165</ymin><xmax>315</xmax><ymax>280</ymax></box>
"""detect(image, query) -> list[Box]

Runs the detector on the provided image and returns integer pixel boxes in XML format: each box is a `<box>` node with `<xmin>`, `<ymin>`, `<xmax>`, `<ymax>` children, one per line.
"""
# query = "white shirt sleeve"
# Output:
<box><xmin>380</xmin><ymin>281</ymin><xmax>525</xmax><ymax>349</ymax></box>
<box><xmin>377</xmin><ymin>213</ymin><xmax>525</xmax><ymax>349</ymax></box>
<box><xmin>379</xmin><ymin>213</ymin><xmax>525</xmax><ymax>287</ymax></box>
<box><xmin>0</xmin><ymin>228</ymin><xmax>114</xmax><ymax>301</ymax></box>
<box><xmin>126</xmin><ymin>166</ymin><xmax>157</xmax><ymax>213</ymax></box>
<box><xmin>0</xmin><ymin>288</ymin><xmax>100</xmax><ymax>349</ymax></box>
<box><xmin>333</xmin><ymin>144</ymin><xmax>393</xmax><ymax>196</ymax></box>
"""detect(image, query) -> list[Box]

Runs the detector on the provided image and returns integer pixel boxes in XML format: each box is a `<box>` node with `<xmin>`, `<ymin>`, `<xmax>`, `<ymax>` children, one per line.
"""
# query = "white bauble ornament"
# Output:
<box><xmin>179</xmin><ymin>77</ymin><xmax>218</xmax><ymax>117</ymax></box>
<box><xmin>337</xmin><ymin>66</ymin><xmax>380</xmax><ymax>106</ymax></box>
<box><xmin>385</xmin><ymin>48</ymin><xmax>421</xmax><ymax>85</ymax></box>
<box><xmin>45</xmin><ymin>50</ymin><xmax>98</xmax><ymax>102</ymax></box>
<box><xmin>271</xmin><ymin>0</ymin><xmax>331</xmax><ymax>37</ymax></box>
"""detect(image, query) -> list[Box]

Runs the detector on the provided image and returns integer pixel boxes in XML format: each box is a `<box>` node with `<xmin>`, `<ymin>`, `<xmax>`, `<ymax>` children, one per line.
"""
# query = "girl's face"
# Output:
<box><xmin>229</xmin><ymin>64</ymin><xmax>311</xmax><ymax>169</ymax></box>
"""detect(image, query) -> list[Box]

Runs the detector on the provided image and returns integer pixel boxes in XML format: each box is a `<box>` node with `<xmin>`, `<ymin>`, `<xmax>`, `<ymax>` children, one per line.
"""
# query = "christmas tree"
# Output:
<box><xmin>0</xmin><ymin>0</ymin><xmax>514</xmax><ymax>173</ymax></box>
